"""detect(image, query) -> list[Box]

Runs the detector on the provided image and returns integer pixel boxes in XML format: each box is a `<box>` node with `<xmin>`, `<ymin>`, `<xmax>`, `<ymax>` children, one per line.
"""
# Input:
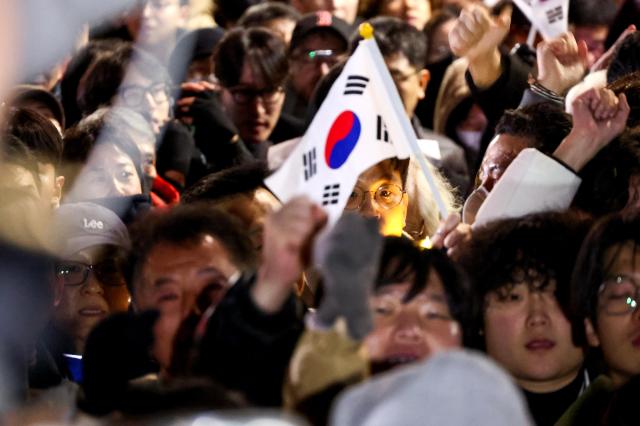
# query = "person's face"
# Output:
<box><xmin>130</xmin><ymin>131</ymin><xmax>157</xmax><ymax>187</ymax></box>
<box><xmin>53</xmin><ymin>247</ymin><xmax>130</xmax><ymax>353</ymax></box>
<box><xmin>263</xmin><ymin>18</ymin><xmax>297</xmax><ymax>46</ymax></box>
<box><xmin>186</xmin><ymin>56</ymin><xmax>215</xmax><ymax>83</ymax></box>
<box><xmin>119</xmin><ymin>67</ymin><xmax>171</xmax><ymax>134</ymax></box>
<box><xmin>134</xmin><ymin>235</ymin><xmax>240</xmax><ymax>367</ymax></box>
<box><xmin>427</xmin><ymin>18</ymin><xmax>456</xmax><ymax>64</ymax></box>
<box><xmin>138</xmin><ymin>0</ymin><xmax>186</xmax><ymax>46</ymax></box>
<box><xmin>72</xmin><ymin>143</ymin><xmax>142</xmax><ymax>201</ymax></box>
<box><xmin>292</xmin><ymin>0</ymin><xmax>359</xmax><ymax>24</ymax></box>
<box><xmin>37</xmin><ymin>162</ymin><xmax>64</xmax><ymax>210</ymax></box>
<box><xmin>216</xmin><ymin>188</ymin><xmax>281</xmax><ymax>254</ymax></box>
<box><xmin>379</xmin><ymin>0</ymin><xmax>432</xmax><ymax>31</ymax></box>
<box><xmin>385</xmin><ymin>53</ymin><xmax>429</xmax><ymax>116</ymax></box>
<box><xmin>571</xmin><ymin>25</ymin><xmax>608</xmax><ymax>68</ymax></box>
<box><xmin>290</xmin><ymin>32</ymin><xmax>347</xmax><ymax>102</ymax></box>
<box><xmin>483</xmin><ymin>281</ymin><xmax>584</xmax><ymax>393</ymax></box>
<box><xmin>364</xmin><ymin>274</ymin><xmax>462</xmax><ymax>370</ymax></box>
<box><xmin>585</xmin><ymin>241</ymin><xmax>640</xmax><ymax>387</ymax></box>
<box><xmin>475</xmin><ymin>134</ymin><xmax>532</xmax><ymax>192</ymax></box>
<box><xmin>221</xmin><ymin>62</ymin><xmax>286</xmax><ymax>145</ymax></box>
<box><xmin>348</xmin><ymin>162</ymin><xmax>408</xmax><ymax>236</ymax></box>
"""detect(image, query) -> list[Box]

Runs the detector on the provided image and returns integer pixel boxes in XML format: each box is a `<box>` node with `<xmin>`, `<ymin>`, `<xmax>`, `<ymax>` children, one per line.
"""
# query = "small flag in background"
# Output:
<box><xmin>512</xmin><ymin>0</ymin><xmax>569</xmax><ymax>39</ymax></box>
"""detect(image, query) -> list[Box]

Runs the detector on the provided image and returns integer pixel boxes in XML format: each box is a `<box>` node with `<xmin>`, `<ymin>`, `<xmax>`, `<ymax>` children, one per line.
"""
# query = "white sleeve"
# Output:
<box><xmin>473</xmin><ymin>148</ymin><xmax>582</xmax><ymax>228</ymax></box>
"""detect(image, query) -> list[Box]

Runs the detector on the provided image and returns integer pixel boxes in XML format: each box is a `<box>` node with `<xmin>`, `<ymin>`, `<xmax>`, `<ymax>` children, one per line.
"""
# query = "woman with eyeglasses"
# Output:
<box><xmin>560</xmin><ymin>213</ymin><xmax>640</xmax><ymax>425</ymax></box>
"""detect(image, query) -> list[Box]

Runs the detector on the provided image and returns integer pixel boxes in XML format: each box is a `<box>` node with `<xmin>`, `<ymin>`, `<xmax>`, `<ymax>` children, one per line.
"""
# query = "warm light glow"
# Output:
<box><xmin>419</xmin><ymin>237</ymin><xmax>432</xmax><ymax>250</ymax></box>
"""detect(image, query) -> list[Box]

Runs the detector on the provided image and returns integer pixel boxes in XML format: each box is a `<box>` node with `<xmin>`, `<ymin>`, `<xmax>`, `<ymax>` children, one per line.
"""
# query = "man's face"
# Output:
<box><xmin>364</xmin><ymin>273</ymin><xmax>462</xmax><ymax>371</ymax></box>
<box><xmin>347</xmin><ymin>161</ymin><xmax>408</xmax><ymax>236</ymax></box>
<box><xmin>138</xmin><ymin>0</ymin><xmax>186</xmax><ymax>47</ymax></box>
<box><xmin>70</xmin><ymin>143</ymin><xmax>142</xmax><ymax>201</ymax></box>
<box><xmin>290</xmin><ymin>32</ymin><xmax>347</xmax><ymax>102</ymax></box>
<box><xmin>379</xmin><ymin>0</ymin><xmax>432</xmax><ymax>31</ymax></box>
<box><xmin>586</xmin><ymin>241</ymin><xmax>640</xmax><ymax>387</ymax></box>
<box><xmin>134</xmin><ymin>235</ymin><xmax>240</xmax><ymax>367</ymax></box>
<box><xmin>292</xmin><ymin>0</ymin><xmax>359</xmax><ymax>24</ymax></box>
<box><xmin>221</xmin><ymin>62</ymin><xmax>286</xmax><ymax>145</ymax></box>
<box><xmin>475</xmin><ymin>134</ymin><xmax>532</xmax><ymax>192</ymax></box>
<box><xmin>119</xmin><ymin>67</ymin><xmax>171</xmax><ymax>134</ymax></box>
<box><xmin>483</xmin><ymin>281</ymin><xmax>584</xmax><ymax>392</ymax></box>
<box><xmin>53</xmin><ymin>247</ymin><xmax>130</xmax><ymax>353</ymax></box>
<box><xmin>385</xmin><ymin>53</ymin><xmax>429</xmax><ymax>117</ymax></box>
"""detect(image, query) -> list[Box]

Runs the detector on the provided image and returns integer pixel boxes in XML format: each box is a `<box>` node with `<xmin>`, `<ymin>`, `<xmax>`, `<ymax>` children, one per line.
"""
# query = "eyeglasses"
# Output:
<box><xmin>226</xmin><ymin>85</ymin><xmax>284</xmax><ymax>106</ymax></box>
<box><xmin>390</xmin><ymin>68</ymin><xmax>422</xmax><ymax>84</ymax></box>
<box><xmin>118</xmin><ymin>82</ymin><xmax>169</xmax><ymax>108</ymax></box>
<box><xmin>598</xmin><ymin>274</ymin><xmax>640</xmax><ymax>315</ymax></box>
<box><xmin>293</xmin><ymin>49</ymin><xmax>346</xmax><ymax>68</ymax></box>
<box><xmin>55</xmin><ymin>260</ymin><xmax>125</xmax><ymax>288</ymax></box>
<box><xmin>345</xmin><ymin>183</ymin><xmax>405</xmax><ymax>211</ymax></box>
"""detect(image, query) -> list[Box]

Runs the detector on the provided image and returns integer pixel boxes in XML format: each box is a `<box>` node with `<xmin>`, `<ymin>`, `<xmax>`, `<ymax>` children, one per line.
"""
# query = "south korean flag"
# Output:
<box><xmin>265</xmin><ymin>33</ymin><xmax>414</xmax><ymax>226</ymax></box>
<box><xmin>512</xmin><ymin>0</ymin><xmax>569</xmax><ymax>39</ymax></box>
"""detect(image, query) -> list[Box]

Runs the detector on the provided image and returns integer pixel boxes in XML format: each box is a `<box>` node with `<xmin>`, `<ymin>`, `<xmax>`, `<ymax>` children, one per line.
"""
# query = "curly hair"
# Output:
<box><xmin>457</xmin><ymin>211</ymin><xmax>593</xmax><ymax>349</ymax></box>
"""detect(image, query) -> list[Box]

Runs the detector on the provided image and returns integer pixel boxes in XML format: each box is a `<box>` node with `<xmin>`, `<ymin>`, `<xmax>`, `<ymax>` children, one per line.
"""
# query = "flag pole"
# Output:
<box><xmin>359</xmin><ymin>23</ymin><xmax>449</xmax><ymax>220</ymax></box>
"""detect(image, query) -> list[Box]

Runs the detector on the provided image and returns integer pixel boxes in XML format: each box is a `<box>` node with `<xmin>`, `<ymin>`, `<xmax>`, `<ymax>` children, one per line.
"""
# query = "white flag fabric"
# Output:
<box><xmin>512</xmin><ymin>0</ymin><xmax>569</xmax><ymax>40</ymax></box>
<box><xmin>265</xmin><ymin>38</ymin><xmax>414</xmax><ymax>226</ymax></box>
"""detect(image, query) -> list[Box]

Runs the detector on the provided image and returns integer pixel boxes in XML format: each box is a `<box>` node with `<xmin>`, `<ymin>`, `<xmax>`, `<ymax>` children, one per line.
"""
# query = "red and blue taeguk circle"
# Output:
<box><xmin>324</xmin><ymin>110</ymin><xmax>361</xmax><ymax>169</ymax></box>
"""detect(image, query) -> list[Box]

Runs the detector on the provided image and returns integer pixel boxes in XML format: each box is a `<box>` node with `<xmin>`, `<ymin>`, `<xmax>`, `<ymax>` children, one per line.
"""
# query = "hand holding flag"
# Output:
<box><xmin>266</xmin><ymin>23</ymin><xmax>448</xmax><ymax>229</ymax></box>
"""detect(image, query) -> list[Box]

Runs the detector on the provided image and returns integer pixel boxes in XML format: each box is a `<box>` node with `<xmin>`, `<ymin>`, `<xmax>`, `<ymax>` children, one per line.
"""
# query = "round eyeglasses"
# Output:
<box><xmin>345</xmin><ymin>183</ymin><xmax>405</xmax><ymax>212</ymax></box>
<box><xmin>598</xmin><ymin>274</ymin><xmax>640</xmax><ymax>315</ymax></box>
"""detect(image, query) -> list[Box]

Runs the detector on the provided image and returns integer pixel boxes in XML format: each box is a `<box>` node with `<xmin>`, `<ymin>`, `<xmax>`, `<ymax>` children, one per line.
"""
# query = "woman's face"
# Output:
<box><xmin>586</xmin><ymin>241</ymin><xmax>640</xmax><ymax>387</ymax></box>
<box><xmin>70</xmin><ymin>143</ymin><xmax>142</xmax><ymax>201</ymax></box>
<box><xmin>364</xmin><ymin>272</ymin><xmax>462</xmax><ymax>371</ymax></box>
<box><xmin>347</xmin><ymin>162</ymin><xmax>408</xmax><ymax>236</ymax></box>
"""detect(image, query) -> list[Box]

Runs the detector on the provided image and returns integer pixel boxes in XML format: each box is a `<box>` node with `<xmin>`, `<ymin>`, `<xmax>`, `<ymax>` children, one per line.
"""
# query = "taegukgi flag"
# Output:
<box><xmin>512</xmin><ymin>0</ymin><xmax>569</xmax><ymax>39</ymax></box>
<box><xmin>265</xmin><ymin>30</ymin><xmax>416</xmax><ymax>226</ymax></box>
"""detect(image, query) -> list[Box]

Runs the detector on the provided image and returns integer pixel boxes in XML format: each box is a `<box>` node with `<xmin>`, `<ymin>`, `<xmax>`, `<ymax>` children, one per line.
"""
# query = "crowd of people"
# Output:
<box><xmin>0</xmin><ymin>0</ymin><xmax>639</xmax><ymax>424</ymax></box>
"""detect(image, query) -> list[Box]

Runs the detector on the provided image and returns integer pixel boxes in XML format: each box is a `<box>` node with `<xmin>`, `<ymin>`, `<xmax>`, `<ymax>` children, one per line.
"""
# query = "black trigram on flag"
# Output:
<box><xmin>546</xmin><ymin>6</ymin><xmax>563</xmax><ymax>24</ymax></box>
<box><xmin>376</xmin><ymin>115</ymin><xmax>391</xmax><ymax>143</ymax></box>
<box><xmin>322</xmin><ymin>183</ymin><xmax>341</xmax><ymax>205</ymax></box>
<box><xmin>344</xmin><ymin>75</ymin><xmax>369</xmax><ymax>95</ymax></box>
<box><xmin>303</xmin><ymin>148</ymin><xmax>317</xmax><ymax>181</ymax></box>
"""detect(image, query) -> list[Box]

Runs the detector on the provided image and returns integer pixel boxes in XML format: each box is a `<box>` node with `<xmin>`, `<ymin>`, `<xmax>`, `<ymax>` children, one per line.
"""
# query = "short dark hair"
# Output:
<box><xmin>61</xmin><ymin>39</ymin><xmax>125</xmax><ymax>127</ymax></box>
<box><xmin>238</xmin><ymin>2</ymin><xmax>301</xmax><ymax>28</ymax></box>
<box><xmin>569</xmin><ymin>0</ymin><xmax>617</xmax><ymax>27</ymax></box>
<box><xmin>79</xmin><ymin>44</ymin><xmax>170</xmax><ymax>115</ymax></box>
<box><xmin>607</xmin><ymin>32</ymin><xmax>640</xmax><ymax>85</ymax></box>
<box><xmin>458</xmin><ymin>211</ymin><xmax>593</xmax><ymax>349</ymax></box>
<box><xmin>350</xmin><ymin>16</ymin><xmax>427</xmax><ymax>69</ymax></box>
<box><xmin>61</xmin><ymin>108</ymin><xmax>145</xmax><ymax>193</ymax></box>
<box><xmin>182</xmin><ymin>161</ymin><xmax>269</xmax><ymax>204</ymax></box>
<box><xmin>495</xmin><ymin>103</ymin><xmax>573</xmax><ymax>155</ymax></box>
<box><xmin>570</xmin><ymin>213</ymin><xmax>640</xmax><ymax>346</ymax></box>
<box><xmin>6</xmin><ymin>108</ymin><xmax>63</xmax><ymax>168</ymax></box>
<box><xmin>213</xmin><ymin>27</ymin><xmax>289</xmax><ymax>88</ymax></box>
<box><xmin>572</xmin><ymin>128</ymin><xmax>640</xmax><ymax>217</ymax></box>
<box><xmin>125</xmin><ymin>203</ymin><xmax>257</xmax><ymax>296</ymax></box>
<box><xmin>376</xmin><ymin>236</ymin><xmax>472</xmax><ymax>342</ymax></box>
<box><xmin>214</xmin><ymin>0</ymin><xmax>263</xmax><ymax>28</ymax></box>
<box><xmin>1</xmin><ymin>134</ymin><xmax>41</xmax><ymax>190</ymax></box>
